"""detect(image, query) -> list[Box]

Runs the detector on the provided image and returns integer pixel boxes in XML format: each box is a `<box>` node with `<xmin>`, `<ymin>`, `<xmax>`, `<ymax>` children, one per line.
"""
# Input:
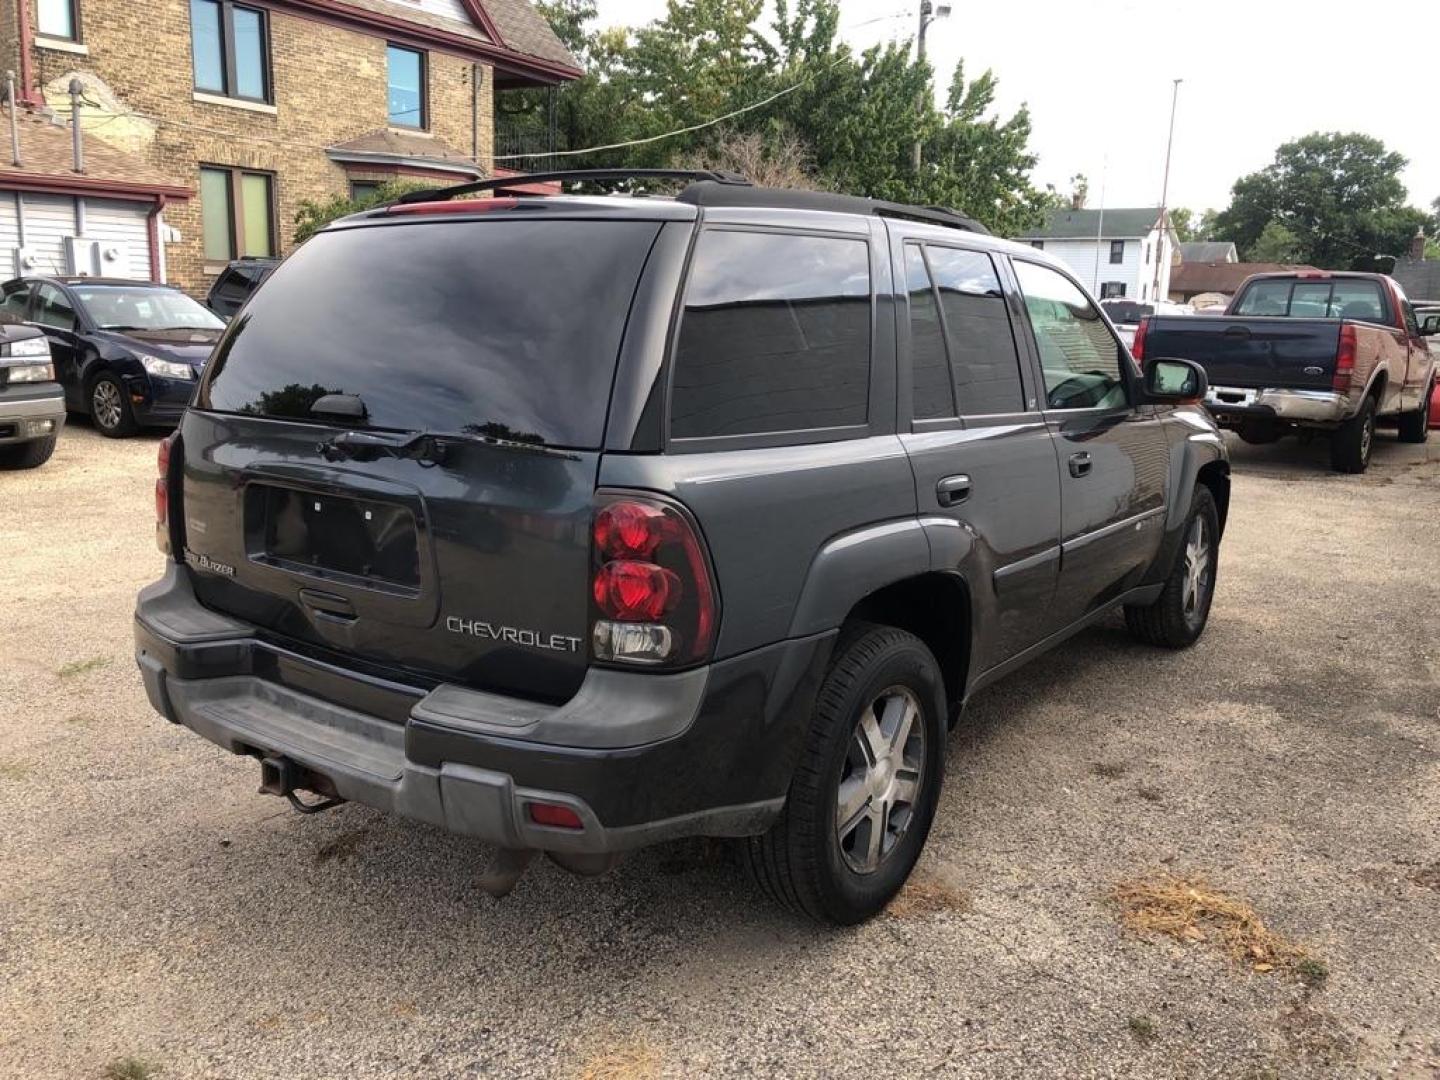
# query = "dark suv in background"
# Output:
<box><xmin>135</xmin><ymin>170</ymin><xmax>1229</xmax><ymax>924</ymax></box>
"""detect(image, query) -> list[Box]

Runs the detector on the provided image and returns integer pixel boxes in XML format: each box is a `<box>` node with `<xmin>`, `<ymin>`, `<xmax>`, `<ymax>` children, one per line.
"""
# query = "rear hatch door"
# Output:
<box><xmin>182</xmin><ymin>213</ymin><xmax>666</xmax><ymax>702</ymax></box>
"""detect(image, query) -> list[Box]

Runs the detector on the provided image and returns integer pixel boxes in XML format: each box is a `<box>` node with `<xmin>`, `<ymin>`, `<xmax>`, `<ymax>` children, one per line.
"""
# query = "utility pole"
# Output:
<box><xmin>912</xmin><ymin>0</ymin><xmax>951</xmax><ymax>173</ymax></box>
<box><xmin>1151</xmin><ymin>78</ymin><xmax>1181</xmax><ymax>302</ymax></box>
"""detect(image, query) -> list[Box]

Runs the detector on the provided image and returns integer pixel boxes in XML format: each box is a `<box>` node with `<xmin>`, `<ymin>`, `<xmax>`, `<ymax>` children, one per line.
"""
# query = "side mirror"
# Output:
<box><xmin>1144</xmin><ymin>357</ymin><xmax>1208</xmax><ymax>403</ymax></box>
<box><xmin>1420</xmin><ymin>314</ymin><xmax>1440</xmax><ymax>336</ymax></box>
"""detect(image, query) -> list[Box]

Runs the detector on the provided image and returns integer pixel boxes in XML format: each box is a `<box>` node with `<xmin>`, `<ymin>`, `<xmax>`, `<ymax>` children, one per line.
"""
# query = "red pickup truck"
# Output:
<box><xmin>1136</xmin><ymin>271</ymin><xmax>1438</xmax><ymax>472</ymax></box>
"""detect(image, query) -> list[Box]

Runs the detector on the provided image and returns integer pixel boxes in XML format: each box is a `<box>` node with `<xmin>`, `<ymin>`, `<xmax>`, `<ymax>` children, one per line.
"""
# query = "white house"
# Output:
<box><xmin>1015</xmin><ymin>207</ymin><xmax>1179</xmax><ymax>303</ymax></box>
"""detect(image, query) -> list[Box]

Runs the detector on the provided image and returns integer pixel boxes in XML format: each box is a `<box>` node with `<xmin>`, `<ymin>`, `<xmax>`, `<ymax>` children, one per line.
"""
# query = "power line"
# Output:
<box><xmin>57</xmin><ymin>9</ymin><xmax>918</xmax><ymax>171</ymax></box>
<box><xmin>495</xmin><ymin>9</ymin><xmax>914</xmax><ymax>163</ymax></box>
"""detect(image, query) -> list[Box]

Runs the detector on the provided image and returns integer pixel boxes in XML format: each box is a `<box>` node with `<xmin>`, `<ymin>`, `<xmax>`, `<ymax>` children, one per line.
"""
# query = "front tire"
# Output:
<box><xmin>1330</xmin><ymin>396</ymin><xmax>1376</xmax><ymax>473</ymax></box>
<box><xmin>743</xmin><ymin>625</ymin><xmax>946</xmax><ymax>924</ymax></box>
<box><xmin>1397</xmin><ymin>381</ymin><xmax>1432</xmax><ymax>444</ymax></box>
<box><xmin>0</xmin><ymin>434</ymin><xmax>57</xmax><ymax>469</ymax></box>
<box><xmin>1125</xmin><ymin>486</ymin><xmax>1219</xmax><ymax>649</ymax></box>
<box><xmin>89</xmin><ymin>372</ymin><xmax>137</xmax><ymax>438</ymax></box>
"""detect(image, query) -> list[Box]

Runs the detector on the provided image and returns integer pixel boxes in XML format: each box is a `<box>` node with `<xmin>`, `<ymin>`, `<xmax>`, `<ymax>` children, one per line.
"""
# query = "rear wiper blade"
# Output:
<box><xmin>319</xmin><ymin>429</ymin><xmax>579</xmax><ymax>464</ymax></box>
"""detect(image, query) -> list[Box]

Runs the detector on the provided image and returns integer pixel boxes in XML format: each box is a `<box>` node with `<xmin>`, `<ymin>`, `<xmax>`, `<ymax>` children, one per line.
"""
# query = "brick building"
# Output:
<box><xmin>0</xmin><ymin>0</ymin><xmax>578</xmax><ymax>294</ymax></box>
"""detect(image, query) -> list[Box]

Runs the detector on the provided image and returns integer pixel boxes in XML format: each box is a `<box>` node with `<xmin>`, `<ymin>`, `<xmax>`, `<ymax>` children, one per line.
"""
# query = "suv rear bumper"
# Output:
<box><xmin>135</xmin><ymin>564</ymin><xmax>832</xmax><ymax>854</ymax></box>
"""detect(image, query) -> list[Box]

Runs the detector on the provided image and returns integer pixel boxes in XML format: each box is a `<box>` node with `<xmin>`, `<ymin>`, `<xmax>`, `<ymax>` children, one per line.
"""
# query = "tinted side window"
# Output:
<box><xmin>671</xmin><ymin>230</ymin><xmax>871</xmax><ymax>439</ymax></box>
<box><xmin>906</xmin><ymin>245</ymin><xmax>953</xmax><ymax>420</ymax></box>
<box><xmin>926</xmin><ymin>246</ymin><xmax>1024</xmax><ymax>415</ymax></box>
<box><xmin>33</xmin><ymin>284</ymin><xmax>77</xmax><ymax>331</ymax></box>
<box><xmin>1013</xmin><ymin>260</ymin><xmax>1127</xmax><ymax>411</ymax></box>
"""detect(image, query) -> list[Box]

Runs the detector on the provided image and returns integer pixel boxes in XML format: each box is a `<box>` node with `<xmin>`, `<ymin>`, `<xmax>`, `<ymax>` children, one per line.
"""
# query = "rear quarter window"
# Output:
<box><xmin>669</xmin><ymin>229</ymin><xmax>871</xmax><ymax>440</ymax></box>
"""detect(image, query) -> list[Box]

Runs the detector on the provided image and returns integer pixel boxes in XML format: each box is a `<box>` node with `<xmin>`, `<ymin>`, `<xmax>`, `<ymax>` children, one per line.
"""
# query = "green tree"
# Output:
<box><xmin>292</xmin><ymin>179</ymin><xmax>431</xmax><ymax>244</ymax></box>
<box><xmin>1246</xmin><ymin>220</ymin><xmax>1305</xmax><ymax>263</ymax></box>
<box><xmin>531</xmin><ymin>0</ymin><xmax>1048</xmax><ymax>234</ymax></box>
<box><xmin>1213</xmin><ymin>133</ymin><xmax>1430</xmax><ymax>269</ymax></box>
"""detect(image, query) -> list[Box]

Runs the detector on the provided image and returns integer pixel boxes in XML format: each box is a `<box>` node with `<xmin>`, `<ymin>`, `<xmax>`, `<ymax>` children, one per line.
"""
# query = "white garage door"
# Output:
<box><xmin>20</xmin><ymin>194</ymin><xmax>74</xmax><ymax>276</ymax></box>
<box><xmin>83</xmin><ymin>198</ymin><xmax>151</xmax><ymax>279</ymax></box>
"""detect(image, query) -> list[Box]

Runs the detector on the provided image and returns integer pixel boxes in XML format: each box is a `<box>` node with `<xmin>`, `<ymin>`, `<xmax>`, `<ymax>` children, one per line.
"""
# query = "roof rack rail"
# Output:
<box><xmin>394</xmin><ymin>168</ymin><xmax>752</xmax><ymax>205</ymax></box>
<box><xmin>674</xmin><ymin>181</ymin><xmax>990</xmax><ymax>236</ymax></box>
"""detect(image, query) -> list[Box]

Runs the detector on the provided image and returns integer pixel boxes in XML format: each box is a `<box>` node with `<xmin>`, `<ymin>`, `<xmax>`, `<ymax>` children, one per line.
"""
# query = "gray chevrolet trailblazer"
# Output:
<box><xmin>134</xmin><ymin>170</ymin><xmax>1230</xmax><ymax>924</ymax></box>
<box><xmin>0</xmin><ymin>316</ymin><xmax>64</xmax><ymax>469</ymax></box>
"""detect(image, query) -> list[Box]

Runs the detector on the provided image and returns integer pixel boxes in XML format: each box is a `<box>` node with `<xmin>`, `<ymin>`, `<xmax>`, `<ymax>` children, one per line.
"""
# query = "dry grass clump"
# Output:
<box><xmin>577</xmin><ymin>1037</ymin><xmax>662</xmax><ymax>1080</ymax></box>
<box><xmin>887</xmin><ymin>872</ymin><xmax>972</xmax><ymax>918</ymax></box>
<box><xmin>1111</xmin><ymin>872</ymin><xmax>1317</xmax><ymax>977</ymax></box>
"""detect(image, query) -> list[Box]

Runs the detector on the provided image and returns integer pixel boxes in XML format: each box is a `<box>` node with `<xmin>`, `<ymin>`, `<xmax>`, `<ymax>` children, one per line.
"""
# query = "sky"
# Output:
<box><xmin>591</xmin><ymin>0</ymin><xmax>1440</xmax><ymax>215</ymax></box>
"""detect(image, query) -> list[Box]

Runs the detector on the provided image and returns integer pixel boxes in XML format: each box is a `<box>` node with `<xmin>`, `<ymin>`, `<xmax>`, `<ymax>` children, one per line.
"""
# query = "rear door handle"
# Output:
<box><xmin>1068</xmin><ymin>452</ymin><xmax>1093</xmax><ymax>478</ymax></box>
<box><xmin>938</xmin><ymin>472</ymin><xmax>973</xmax><ymax>506</ymax></box>
<box><xmin>936</xmin><ymin>474</ymin><xmax>971</xmax><ymax>507</ymax></box>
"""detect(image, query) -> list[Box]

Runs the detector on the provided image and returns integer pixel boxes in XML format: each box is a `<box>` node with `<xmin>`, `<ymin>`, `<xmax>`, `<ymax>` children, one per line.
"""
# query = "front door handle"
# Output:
<box><xmin>1068</xmin><ymin>452</ymin><xmax>1093</xmax><ymax>478</ymax></box>
<box><xmin>936</xmin><ymin>474</ymin><xmax>971</xmax><ymax>507</ymax></box>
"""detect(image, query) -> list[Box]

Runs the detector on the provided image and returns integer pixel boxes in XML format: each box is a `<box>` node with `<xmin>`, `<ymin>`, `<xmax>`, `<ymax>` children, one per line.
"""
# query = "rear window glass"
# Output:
<box><xmin>925</xmin><ymin>246</ymin><xmax>1024</xmax><ymax>415</ymax></box>
<box><xmin>199</xmin><ymin>219</ymin><xmax>662</xmax><ymax>448</ymax></box>
<box><xmin>670</xmin><ymin>229</ymin><xmax>871</xmax><ymax>439</ymax></box>
<box><xmin>1233</xmin><ymin>278</ymin><xmax>1387</xmax><ymax>322</ymax></box>
<box><xmin>906</xmin><ymin>245</ymin><xmax>953</xmax><ymax>420</ymax></box>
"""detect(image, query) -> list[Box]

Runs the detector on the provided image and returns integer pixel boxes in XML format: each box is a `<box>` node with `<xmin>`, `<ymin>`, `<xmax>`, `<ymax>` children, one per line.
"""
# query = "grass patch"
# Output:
<box><xmin>0</xmin><ymin>761</ymin><xmax>30</xmax><ymax>782</ymax></box>
<box><xmin>58</xmin><ymin>655</ymin><xmax>110</xmax><ymax>678</ymax></box>
<box><xmin>105</xmin><ymin>1058</ymin><xmax>157</xmax><ymax>1080</ymax></box>
<box><xmin>1111</xmin><ymin>872</ymin><xmax>1318</xmax><ymax>978</ymax></box>
<box><xmin>1127</xmin><ymin>1014</ymin><xmax>1158</xmax><ymax>1045</ymax></box>
<box><xmin>577</xmin><ymin>1037</ymin><xmax>661</xmax><ymax>1080</ymax></box>
<box><xmin>1091</xmin><ymin>761</ymin><xmax>1127</xmax><ymax>781</ymax></box>
<box><xmin>887</xmin><ymin>871</ymin><xmax>971</xmax><ymax>918</ymax></box>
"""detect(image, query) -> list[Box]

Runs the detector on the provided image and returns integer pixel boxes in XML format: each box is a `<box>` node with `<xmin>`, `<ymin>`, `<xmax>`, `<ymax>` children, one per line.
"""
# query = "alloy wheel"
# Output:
<box><xmin>1182</xmin><ymin>515</ymin><xmax>1212</xmax><ymax>624</ymax></box>
<box><xmin>92</xmin><ymin>379</ymin><xmax>122</xmax><ymax>432</ymax></box>
<box><xmin>835</xmin><ymin>686</ymin><xmax>925</xmax><ymax>875</ymax></box>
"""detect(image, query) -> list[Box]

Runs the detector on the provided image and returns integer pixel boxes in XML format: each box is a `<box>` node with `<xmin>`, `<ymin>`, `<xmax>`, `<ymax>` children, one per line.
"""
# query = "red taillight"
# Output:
<box><xmin>385</xmin><ymin>197</ymin><xmax>519</xmax><ymax>216</ymax></box>
<box><xmin>592</xmin><ymin>560</ymin><xmax>681</xmax><ymax>621</ymax></box>
<box><xmin>528</xmin><ymin>802</ymin><xmax>583</xmax><ymax>830</ymax></box>
<box><xmin>155</xmin><ymin>432</ymin><xmax>177</xmax><ymax>554</ymax></box>
<box><xmin>594</xmin><ymin>501</ymin><xmax>667</xmax><ymax>559</ymax></box>
<box><xmin>1131</xmin><ymin>316</ymin><xmax>1150</xmax><ymax>362</ymax></box>
<box><xmin>1333</xmin><ymin>323</ymin><xmax>1357</xmax><ymax>392</ymax></box>
<box><xmin>590</xmin><ymin>494</ymin><xmax>718</xmax><ymax>668</ymax></box>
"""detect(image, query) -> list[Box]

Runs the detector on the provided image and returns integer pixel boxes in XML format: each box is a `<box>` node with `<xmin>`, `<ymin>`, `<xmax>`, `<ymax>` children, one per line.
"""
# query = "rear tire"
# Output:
<box><xmin>1329</xmin><ymin>396</ymin><xmax>1376</xmax><ymax>473</ymax></box>
<box><xmin>742</xmin><ymin>625</ymin><xmax>946</xmax><ymax>925</ymax></box>
<box><xmin>89</xmin><ymin>372</ymin><xmax>137</xmax><ymax>438</ymax></box>
<box><xmin>1397</xmin><ymin>381</ymin><xmax>1432</xmax><ymax>444</ymax></box>
<box><xmin>0</xmin><ymin>434</ymin><xmax>57</xmax><ymax>469</ymax></box>
<box><xmin>1125</xmin><ymin>486</ymin><xmax>1219</xmax><ymax>649</ymax></box>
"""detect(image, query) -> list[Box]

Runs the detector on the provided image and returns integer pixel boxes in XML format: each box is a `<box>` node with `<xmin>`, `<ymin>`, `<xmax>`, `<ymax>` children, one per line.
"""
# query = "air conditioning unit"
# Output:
<box><xmin>9</xmin><ymin>247</ymin><xmax>38</xmax><ymax>276</ymax></box>
<box><xmin>65</xmin><ymin>237</ymin><xmax>102</xmax><ymax>276</ymax></box>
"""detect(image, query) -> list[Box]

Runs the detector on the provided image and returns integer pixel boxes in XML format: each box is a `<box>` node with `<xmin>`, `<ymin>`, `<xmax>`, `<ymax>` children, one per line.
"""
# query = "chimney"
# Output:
<box><xmin>1412</xmin><ymin>227</ymin><xmax>1426</xmax><ymax>262</ymax></box>
<box><xmin>1071</xmin><ymin>192</ymin><xmax>1083</xmax><ymax>210</ymax></box>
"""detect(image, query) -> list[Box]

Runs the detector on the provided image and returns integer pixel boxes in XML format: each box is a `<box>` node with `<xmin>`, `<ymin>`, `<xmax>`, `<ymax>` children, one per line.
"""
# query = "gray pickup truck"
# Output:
<box><xmin>0</xmin><ymin>316</ymin><xmax>64</xmax><ymax>469</ymax></box>
<box><xmin>1138</xmin><ymin>271</ymin><xmax>1437</xmax><ymax>472</ymax></box>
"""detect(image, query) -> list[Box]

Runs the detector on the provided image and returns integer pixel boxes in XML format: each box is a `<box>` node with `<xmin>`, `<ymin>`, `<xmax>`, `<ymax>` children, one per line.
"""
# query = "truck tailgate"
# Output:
<box><xmin>1145</xmin><ymin>317</ymin><xmax>1340</xmax><ymax>390</ymax></box>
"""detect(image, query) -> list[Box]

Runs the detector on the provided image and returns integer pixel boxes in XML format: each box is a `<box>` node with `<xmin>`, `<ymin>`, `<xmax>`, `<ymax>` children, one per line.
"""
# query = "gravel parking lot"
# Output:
<box><xmin>3</xmin><ymin>422</ymin><xmax>1438</xmax><ymax>1079</ymax></box>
